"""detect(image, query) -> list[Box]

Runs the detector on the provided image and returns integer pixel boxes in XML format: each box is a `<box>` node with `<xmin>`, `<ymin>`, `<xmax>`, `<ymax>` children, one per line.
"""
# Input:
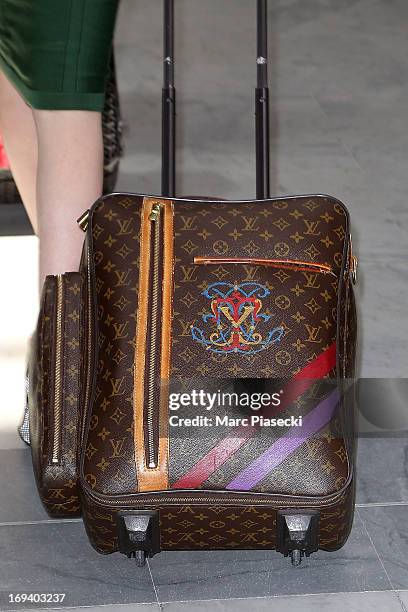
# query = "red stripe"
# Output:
<box><xmin>171</xmin><ymin>342</ymin><xmax>336</xmax><ymax>489</ymax></box>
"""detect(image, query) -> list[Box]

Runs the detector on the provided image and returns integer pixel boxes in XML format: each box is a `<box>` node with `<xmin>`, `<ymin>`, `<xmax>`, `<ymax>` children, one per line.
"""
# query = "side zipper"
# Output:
<box><xmin>51</xmin><ymin>274</ymin><xmax>64</xmax><ymax>464</ymax></box>
<box><xmin>146</xmin><ymin>202</ymin><xmax>163</xmax><ymax>469</ymax></box>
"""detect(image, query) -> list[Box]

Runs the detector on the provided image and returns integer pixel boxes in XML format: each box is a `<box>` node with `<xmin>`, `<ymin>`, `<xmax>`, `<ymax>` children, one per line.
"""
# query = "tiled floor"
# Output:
<box><xmin>0</xmin><ymin>442</ymin><xmax>408</xmax><ymax>611</ymax></box>
<box><xmin>1</xmin><ymin>0</ymin><xmax>408</xmax><ymax>611</ymax></box>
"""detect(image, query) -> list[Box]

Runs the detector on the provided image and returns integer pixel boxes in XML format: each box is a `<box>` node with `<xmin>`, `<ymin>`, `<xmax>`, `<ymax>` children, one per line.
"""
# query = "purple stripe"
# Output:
<box><xmin>225</xmin><ymin>388</ymin><xmax>340</xmax><ymax>491</ymax></box>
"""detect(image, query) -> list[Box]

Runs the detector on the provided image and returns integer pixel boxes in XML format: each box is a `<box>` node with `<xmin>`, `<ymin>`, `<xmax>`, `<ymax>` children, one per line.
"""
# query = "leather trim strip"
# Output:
<box><xmin>133</xmin><ymin>197</ymin><xmax>173</xmax><ymax>492</ymax></box>
<box><xmin>133</xmin><ymin>198</ymin><xmax>151</xmax><ymax>491</ymax></box>
<box><xmin>194</xmin><ymin>257</ymin><xmax>333</xmax><ymax>275</ymax></box>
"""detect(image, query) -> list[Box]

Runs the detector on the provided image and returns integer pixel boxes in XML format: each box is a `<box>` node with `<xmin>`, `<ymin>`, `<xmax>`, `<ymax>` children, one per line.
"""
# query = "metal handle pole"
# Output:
<box><xmin>255</xmin><ymin>0</ymin><xmax>270</xmax><ymax>199</ymax></box>
<box><xmin>162</xmin><ymin>0</ymin><xmax>176</xmax><ymax>197</ymax></box>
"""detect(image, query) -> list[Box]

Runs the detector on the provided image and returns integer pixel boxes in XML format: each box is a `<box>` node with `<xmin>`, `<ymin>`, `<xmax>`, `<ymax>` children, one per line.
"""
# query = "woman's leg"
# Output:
<box><xmin>33</xmin><ymin>109</ymin><xmax>103</xmax><ymax>287</ymax></box>
<box><xmin>0</xmin><ymin>68</ymin><xmax>104</xmax><ymax>286</ymax></box>
<box><xmin>0</xmin><ymin>70</ymin><xmax>38</xmax><ymax>233</ymax></box>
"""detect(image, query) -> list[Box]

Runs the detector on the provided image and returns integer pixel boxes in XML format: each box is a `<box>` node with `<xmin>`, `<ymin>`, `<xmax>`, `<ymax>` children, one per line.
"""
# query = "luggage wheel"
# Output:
<box><xmin>117</xmin><ymin>510</ymin><xmax>161</xmax><ymax>566</ymax></box>
<box><xmin>276</xmin><ymin>510</ymin><xmax>320</xmax><ymax>566</ymax></box>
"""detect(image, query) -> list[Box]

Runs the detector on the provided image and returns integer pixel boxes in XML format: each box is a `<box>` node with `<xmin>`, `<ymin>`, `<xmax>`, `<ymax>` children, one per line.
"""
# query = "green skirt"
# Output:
<box><xmin>0</xmin><ymin>0</ymin><xmax>119</xmax><ymax>111</ymax></box>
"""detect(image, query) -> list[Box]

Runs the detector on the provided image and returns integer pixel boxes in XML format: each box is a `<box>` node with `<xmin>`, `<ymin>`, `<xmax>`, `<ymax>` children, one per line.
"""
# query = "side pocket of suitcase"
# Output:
<box><xmin>29</xmin><ymin>272</ymin><xmax>84</xmax><ymax>517</ymax></box>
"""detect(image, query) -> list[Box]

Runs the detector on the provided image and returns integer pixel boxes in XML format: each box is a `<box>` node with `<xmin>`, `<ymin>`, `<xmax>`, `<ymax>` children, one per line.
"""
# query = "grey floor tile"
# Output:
<box><xmin>355</xmin><ymin>258</ymin><xmax>408</xmax><ymax>378</ymax></box>
<box><xmin>86</xmin><ymin>607</ymin><xmax>160</xmax><ymax>612</ymax></box>
<box><xmin>359</xmin><ymin>506</ymin><xmax>408</xmax><ymax>590</ymax></box>
<box><xmin>163</xmin><ymin>591</ymin><xmax>403</xmax><ymax>612</ymax></box>
<box><xmin>0</xmin><ymin>522</ymin><xmax>156</xmax><ymax>611</ymax></box>
<box><xmin>0</xmin><ymin>449</ymin><xmax>49</xmax><ymax>523</ymax></box>
<box><xmin>396</xmin><ymin>591</ymin><xmax>408</xmax><ymax>610</ymax></box>
<box><xmin>0</xmin><ymin>430</ymin><xmax>27</xmax><ymax>452</ymax></box>
<box><xmin>357</xmin><ymin>438</ymin><xmax>408</xmax><ymax>505</ymax></box>
<box><xmin>149</xmin><ymin>514</ymin><xmax>390</xmax><ymax>602</ymax></box>
<box><xmin>19</xmin><ymin>606</ymin><xmax>160</xmax><ymax>612</ymax></box>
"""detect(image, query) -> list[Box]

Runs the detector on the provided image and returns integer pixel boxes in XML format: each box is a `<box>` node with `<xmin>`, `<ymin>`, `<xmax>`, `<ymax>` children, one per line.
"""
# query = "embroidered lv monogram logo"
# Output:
<box><xmin>191</xmin><ymin>282</ymin><xmax>284</xmax><ymax>354</ymax></box>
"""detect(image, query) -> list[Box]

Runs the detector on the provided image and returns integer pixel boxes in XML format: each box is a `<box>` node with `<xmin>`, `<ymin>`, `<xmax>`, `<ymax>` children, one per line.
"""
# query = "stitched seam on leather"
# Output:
<box><xmin>333</xmin><ymin>222</ymin><xmax>352</xmax><ymax>488</ymax></box>
<box><xmin>340</xmin><ymin>263</ymin><xmax>351</xmax><ymax>482</ymax></box>
<box><xmin>81</xmin><ymin>475</ymin><xmax>353</xmax><ymax>524</ymax></box>
<box><xmin>344</xmin><ymin>281</ymin><xmax>349</xmax><ymax>377</ymax></box>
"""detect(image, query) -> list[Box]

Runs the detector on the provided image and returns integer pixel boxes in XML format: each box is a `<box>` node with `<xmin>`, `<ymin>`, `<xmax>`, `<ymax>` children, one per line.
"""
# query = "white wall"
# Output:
<box><xmin>0</xmin><ymin>236</ymin><xmax>38</xmax><ymax>448</ymax></box>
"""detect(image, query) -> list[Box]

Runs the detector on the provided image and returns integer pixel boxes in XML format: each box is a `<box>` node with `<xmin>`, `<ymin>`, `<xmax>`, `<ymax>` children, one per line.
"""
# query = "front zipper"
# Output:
<box><xmin>146</xmin><ymin>202</ymin><xmax>163</xmax><ymax>468</ymax></box>
<box><xmin>51</xmin><ymin>274</ymin><xmax>64</xmax><ymax>464</ymax></box>
<box><xmin>194</xmin><ymin>256</ymin><xmax>334</xmax><ymax>275</ymax></box>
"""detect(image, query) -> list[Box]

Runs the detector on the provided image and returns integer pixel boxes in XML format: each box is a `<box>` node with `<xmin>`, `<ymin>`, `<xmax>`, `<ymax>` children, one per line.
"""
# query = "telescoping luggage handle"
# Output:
<box><xmin>161</xmin><ymin>0</ymin><xmax>270</xmax><ymax>199</ymax></box>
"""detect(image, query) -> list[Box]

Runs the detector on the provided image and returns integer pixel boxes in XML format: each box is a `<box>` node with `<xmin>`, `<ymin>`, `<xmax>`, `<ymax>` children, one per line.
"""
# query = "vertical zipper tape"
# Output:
<box><xmin>51</xmin><ymin>274</ymin><xmax>64</xmax><ymax>464</ymax></box>
<box><xmin>134</xmin><ymin>196</ymin><xmax>173</xmax><ymax>491</ymax></box>
<box><xmin>146</xmin><ymin>203</ymin><xmax>162</xmax><ymax>468</ymax></box>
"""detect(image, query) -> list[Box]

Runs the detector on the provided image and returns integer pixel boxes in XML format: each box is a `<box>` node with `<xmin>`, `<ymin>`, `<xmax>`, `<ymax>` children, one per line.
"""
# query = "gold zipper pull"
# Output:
<box><xmin>149</xmin><ymin>203</ymin><xmax>161</xmax><ymax>221</ymax></box>
<box><xmin>77</xmin><ymin>209</ymin><xmax>90</xmax><ymax>232</ymax></box>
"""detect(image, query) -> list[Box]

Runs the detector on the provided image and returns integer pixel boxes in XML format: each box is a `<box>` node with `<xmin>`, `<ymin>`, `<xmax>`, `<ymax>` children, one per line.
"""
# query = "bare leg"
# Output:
<box><xmin>0</xmin><ymin>70</ymin><xmax>38</xmax><ymax>233</ymax></box>
<box><xmin>34</xmin><ymin>110</ymin><xmax>103</xmax><ymax>287</ymax></box>
<box><xmin>0</xmin><ymin>68</ymin><xmax>103</xmax><ymax>286</ymax></box>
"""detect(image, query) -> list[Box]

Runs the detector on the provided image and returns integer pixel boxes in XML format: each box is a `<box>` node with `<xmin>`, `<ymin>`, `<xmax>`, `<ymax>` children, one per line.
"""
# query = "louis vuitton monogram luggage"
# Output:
<box><xmin>28</xmin><ymin>0</ymin><xmax>357</xmax><ymax>566</ymax></box>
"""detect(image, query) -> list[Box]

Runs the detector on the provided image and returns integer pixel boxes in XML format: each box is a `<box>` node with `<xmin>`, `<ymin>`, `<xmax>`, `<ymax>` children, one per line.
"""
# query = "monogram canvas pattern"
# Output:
<box><xmin>29</xmin><ymin>273</ymin><xmax>83</xmax><ymax>517</ymax></box>
<box><xmin>169</xmin><ymin>197</ymin><xmax>352</xmax><ymax>493</ymax></box>
<box><xmin>30</xmin><ymin>192</ymin><xmax>357</xmax><ymax>556</ymax></box>
<box><xmin>82</xmin><ymin>196</ymin><xmax>143</xmax><ymax>495</ymax></box>
<box><xmin>80</xmin><ymin>194</ymin><xmax>355</xmax><ymax>499</ymax></box>
<box><xmin>198</xmin><ymin>377</ymin><xmax>349</xmax><ymax>496</ymax></box>
<box><xmin>81</xmin><ymin>476</ymin><xmax>354</xmax><ymax>554</ymax></box>
<box><xmin>171</xmin><ymin>198</ymin><xmax>348</xmax><ymax>379</ymax></box>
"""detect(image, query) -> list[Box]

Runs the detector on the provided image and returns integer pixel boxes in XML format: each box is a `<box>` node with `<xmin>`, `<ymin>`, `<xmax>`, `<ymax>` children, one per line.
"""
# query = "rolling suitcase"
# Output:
<box><xmin>29</xmin><ymin>0</ymin><xmax>358</xmax><ymax>567</ymax></box>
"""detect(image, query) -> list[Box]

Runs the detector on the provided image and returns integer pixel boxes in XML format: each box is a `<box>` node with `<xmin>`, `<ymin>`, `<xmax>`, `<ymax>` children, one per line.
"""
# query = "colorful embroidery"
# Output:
<box><xmin>191</xmin><ymin>282</ymin><xmax>284</xmax><ymax>354</ymax></box>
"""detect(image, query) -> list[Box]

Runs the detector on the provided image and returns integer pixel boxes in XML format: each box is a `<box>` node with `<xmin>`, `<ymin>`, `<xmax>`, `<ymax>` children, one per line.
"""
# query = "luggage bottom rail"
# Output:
<box><xmin>80</xmin><ymin>479</ymin><xmax>355</xmax><ymax>567</ymax></box>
